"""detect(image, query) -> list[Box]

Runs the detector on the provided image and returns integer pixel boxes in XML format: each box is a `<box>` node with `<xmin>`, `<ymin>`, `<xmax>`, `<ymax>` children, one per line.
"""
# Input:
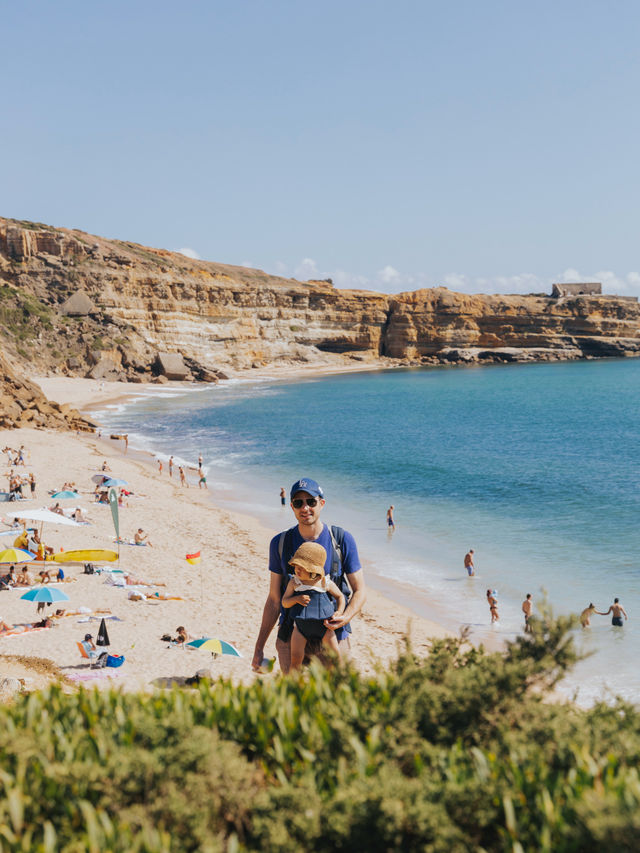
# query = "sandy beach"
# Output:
<box><xmin>0</xmin><ymin>378</ymin><xmax>451</xmax><ymax>692</ymax></box>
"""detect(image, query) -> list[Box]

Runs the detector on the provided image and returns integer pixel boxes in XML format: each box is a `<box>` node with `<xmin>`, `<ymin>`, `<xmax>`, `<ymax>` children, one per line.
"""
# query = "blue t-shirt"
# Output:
<box><xmin>269</xmin><ymin>523</ymin><xmax>361</xmax><ymax>641</ymax></box>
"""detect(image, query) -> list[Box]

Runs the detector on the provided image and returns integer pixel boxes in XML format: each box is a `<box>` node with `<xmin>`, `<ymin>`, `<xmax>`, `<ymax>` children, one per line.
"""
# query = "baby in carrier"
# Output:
<box><xmin>282</xmin><ymin>542</ymin><xmax>345</xmax><ymax>669</ymax></box>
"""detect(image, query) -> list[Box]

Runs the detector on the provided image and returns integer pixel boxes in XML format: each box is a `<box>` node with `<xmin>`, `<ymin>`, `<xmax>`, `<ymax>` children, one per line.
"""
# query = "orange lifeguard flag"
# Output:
<box><xmin>185</xmin><ymin>551</ymin><xmax>201</xmax><ymax>565</ymax></box>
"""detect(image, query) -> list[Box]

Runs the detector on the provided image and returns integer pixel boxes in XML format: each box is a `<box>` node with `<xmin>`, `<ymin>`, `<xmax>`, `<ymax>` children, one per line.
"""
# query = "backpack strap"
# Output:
<box><xmin>277</xmin><ymin>527</ymin><xmax>297</xmax><ymax>597</ymax></box>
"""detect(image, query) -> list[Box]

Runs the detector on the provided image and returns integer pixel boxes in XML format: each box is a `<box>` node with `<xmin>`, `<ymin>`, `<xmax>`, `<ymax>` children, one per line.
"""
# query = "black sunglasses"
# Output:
<box><xmin>292</xmin><ymin>497</ymin><xmax>319</xmax><ymax>508</ymax></box>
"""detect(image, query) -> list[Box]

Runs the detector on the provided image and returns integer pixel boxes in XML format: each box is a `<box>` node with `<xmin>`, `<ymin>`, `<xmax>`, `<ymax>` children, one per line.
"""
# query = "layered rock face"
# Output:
<box><xmin>1</xmin><ymin>217</ymin><xmax>639</xmax><ymax>390</ymax></box>
<box><xmin>0</xmin><ymin>350</ymin><xmax>92</xmax><ymax>431</ymax></box>
<box><xmin>385</xmin><ymin>289</ymin><xmax>640</xmax><ymax>363</ymax></box>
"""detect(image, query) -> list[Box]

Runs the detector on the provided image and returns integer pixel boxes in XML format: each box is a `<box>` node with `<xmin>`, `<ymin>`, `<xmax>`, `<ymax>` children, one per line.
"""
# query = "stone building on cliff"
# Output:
<box><xmin>552</xmin><ymin>282</ymin><xmax>602</xmax><ymax>298</ymax></box>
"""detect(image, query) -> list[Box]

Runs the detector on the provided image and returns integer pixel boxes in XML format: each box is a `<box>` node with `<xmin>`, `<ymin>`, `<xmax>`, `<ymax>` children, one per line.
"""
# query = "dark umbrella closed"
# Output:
<box><xmin>96</xmin><ymin>617</ymin><xmax>111</xmax><ymax>647</ymax></box>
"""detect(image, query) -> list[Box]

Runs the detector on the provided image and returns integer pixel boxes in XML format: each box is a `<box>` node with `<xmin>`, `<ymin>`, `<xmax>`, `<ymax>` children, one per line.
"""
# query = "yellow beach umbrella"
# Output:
<box><xmin>0</xmin><ymin>547</ymin><xmax>35</xmax><ymax>564</ymax></box>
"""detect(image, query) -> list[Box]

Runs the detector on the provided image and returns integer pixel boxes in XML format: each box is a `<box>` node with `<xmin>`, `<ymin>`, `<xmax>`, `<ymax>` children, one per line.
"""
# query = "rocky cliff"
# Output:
<box><xmin>0</xmin><ymin>350</ymin><xmax>92</xmax><ymax>431</ymax></box>
<box><xmin>1</xmin><ymin>216</ymin><xmax>639</xmax><ymax>394</ymax></box>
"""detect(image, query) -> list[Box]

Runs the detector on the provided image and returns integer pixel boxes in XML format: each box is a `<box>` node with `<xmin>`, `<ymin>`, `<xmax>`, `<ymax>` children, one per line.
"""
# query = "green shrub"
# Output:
<box><xmin>0</xmin><ymin>611</ymin><xmax>638</xmax><ymax>851</ymax></box>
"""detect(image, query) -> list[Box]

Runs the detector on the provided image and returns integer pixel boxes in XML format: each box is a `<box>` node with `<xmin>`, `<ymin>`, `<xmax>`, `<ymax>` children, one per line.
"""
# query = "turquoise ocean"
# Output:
<box><xmin>93</xmin><ymin>359</ymin><xmax>640</xmax><ymax>706</ymax></box>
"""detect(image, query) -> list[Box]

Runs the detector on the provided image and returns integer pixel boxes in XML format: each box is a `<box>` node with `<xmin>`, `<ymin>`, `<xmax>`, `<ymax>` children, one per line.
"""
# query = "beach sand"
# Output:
<box><xmin>1</xmin><ymin>410</ymin><xmax>451</xmax><ymax>693</ymax></box>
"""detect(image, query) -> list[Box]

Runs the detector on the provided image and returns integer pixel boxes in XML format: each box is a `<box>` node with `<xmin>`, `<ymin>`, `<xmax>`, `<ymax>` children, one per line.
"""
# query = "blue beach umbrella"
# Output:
<box><xmin>186</xmin><ymin>638</ymin><xmax>242</xmax><ymax>657</ymax></box>
<box><xmin>102</xmin><ymin>478</ymin><xmax>128</xmax><ymax>488</ymax></box>
<box><xmin>20</xmin><ymin>586</ymin><xmax>70</xmax><ymax>603</ymax></box>
<box><xmin>51</xmin><ymin>490</ymin><xmax>81</xmax><ymax>500</ymax></box>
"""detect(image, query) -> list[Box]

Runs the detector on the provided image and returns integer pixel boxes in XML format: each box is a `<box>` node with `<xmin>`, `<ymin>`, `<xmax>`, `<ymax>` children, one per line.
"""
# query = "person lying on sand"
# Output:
<box><xmin>0</xmin><ymin>617</ymin><xmax>12</xmax><ymax>633</ymax></box>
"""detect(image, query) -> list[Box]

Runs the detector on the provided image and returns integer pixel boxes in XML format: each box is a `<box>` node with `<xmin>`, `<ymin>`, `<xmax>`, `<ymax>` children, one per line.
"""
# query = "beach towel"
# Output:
<box><xmin>66</xmin><ymin>669</ymin><xmax>124</xmax><ymax>682</ymax></box>
<box><xmin>0</xmin><ymin>625</ymin><xmax>51</xmax><ymax>638</ymax></box>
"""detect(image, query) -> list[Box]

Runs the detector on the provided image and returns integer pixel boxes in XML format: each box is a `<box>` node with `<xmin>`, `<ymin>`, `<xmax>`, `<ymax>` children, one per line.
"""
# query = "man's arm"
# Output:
<box><xmin>325</xmin><ymin>569</ymin><xmax>366</xmax><ymax>630</ymax></box>
<box><xmin>251</xmin><ymin>572</ymin><xmax>282</xmax><ymax>671</ymax></box>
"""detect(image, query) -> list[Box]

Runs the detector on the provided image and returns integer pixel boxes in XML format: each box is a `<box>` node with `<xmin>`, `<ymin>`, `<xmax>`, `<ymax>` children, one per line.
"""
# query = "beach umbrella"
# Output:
<box><xmin>4</xmin><ymin>508</ymin><xmax>81</xmax><ymax>526</ymax></box>
<box><xmin>52</xmin><ymin>549</ymin><xmax>118</xmax><ymax>563</ymax></box>
<box><xmin>102</xmin><ymin>478</ymin><xmax>128</xmax><ymax>488</ymax></box>
<box><xmin>0</xmin><ymin>547</ymin><xmax>35</xmax><ymax>564</ymax></box>
<box><xmin>50</xmin><ymin>490</ymin><xmax>80</xmax><ymax>500</ymax></box>
<box><xmin>96</xmin><ymin>617</ymin><xmax>110</xmax><ymax>647</ymax></box>
<box><xmin>186</xmin><ymin>638</ymin><xmax>242</xmax><ymax>658</ymax></box>
<box><xmin>20</xmin><ymin>586</ymin><xmax>70</xmax><ymax>603</ymax></box>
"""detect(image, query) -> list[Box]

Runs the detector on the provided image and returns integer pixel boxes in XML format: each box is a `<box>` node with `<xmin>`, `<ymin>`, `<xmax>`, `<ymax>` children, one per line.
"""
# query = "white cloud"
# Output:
<box><xmin>174</xmin><ymin>247</ymin><xmax>200</xmax><ymax>259</ymax></box>
<box><xmin>240</xmin><ymin>260</ymin><xmax>254</xmax><ymax>268</ymax></box>
<box><xmin>261</xmin><ymin>257</ymin><xmax>640</xmax><ymax>298</ymax></box>
<box><xmin>378</xmin><ymin>265</ymin><xmax>401</xmax><ymax>285</ymax></box>
<box><xmin>293</xmin><ymin>257</ymin><xmax>321</xmax><ymax>280</ymax></box>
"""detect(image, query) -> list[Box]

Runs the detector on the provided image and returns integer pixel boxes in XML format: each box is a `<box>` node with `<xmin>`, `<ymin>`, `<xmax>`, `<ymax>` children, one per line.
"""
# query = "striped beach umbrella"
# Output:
<box><xmin>186</xmin><ymin>638</ymin><xmax>242</xmax><ymax>657</ymax></box>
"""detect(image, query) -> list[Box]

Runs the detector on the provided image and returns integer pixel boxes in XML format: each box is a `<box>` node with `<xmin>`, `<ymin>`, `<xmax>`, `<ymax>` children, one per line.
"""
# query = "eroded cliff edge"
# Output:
<box><xmin>1</xmin><ymin>216</ymin><xmax>639</xmax><ymax>393</ymax></box>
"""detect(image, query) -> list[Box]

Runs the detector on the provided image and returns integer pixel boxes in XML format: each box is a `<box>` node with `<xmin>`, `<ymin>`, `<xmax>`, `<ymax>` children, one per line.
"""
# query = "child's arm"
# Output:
<box><xmin>326</xmin><ymin>579</ymin><xmax>346</xmax><ymax>616</ymax></box>
<box><xmin>282</xmin><ymin>578</ymin><xmax>310</xmax><ymax>608</ymax></box>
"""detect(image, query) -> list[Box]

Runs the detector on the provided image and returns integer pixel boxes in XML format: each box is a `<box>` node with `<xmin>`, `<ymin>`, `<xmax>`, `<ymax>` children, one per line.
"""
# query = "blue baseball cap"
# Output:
<box><xmin>290</xmin><ymin>478</ymin><xmax>324</xmax><ymax>500</ymax></box>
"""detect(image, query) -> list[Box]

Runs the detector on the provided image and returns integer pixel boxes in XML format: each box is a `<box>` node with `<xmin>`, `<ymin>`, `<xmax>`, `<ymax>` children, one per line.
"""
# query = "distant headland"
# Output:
<box><xmin>1</xmin><ymin>216</ymin><xmax>639</xmax><ymax>428</ymax></box>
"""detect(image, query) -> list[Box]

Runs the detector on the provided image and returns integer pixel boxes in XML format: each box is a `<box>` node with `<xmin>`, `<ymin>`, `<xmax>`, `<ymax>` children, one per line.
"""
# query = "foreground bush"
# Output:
<box><xmin>0</xmin><ymin>611</ymin><xmax>639</xmax><ymax>851</ymax></box>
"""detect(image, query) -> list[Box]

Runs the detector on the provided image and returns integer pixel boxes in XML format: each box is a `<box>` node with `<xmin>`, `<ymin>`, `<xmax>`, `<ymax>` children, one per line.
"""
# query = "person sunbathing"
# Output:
<box><xmin>134</xmin><ymin>528</ymin><xmax>152</xmax><ymax>546</ymax></box>
<box><xmin>0</xmin><ymin>617</ymin><xmax>12</xmax><ymax>633</ymax></box>
<box><xmin>38</xmin><ymin>570</ymin><xmax>52</xmax><ymax>585</ymax></box>
<box><xmin>16</xmin><ymin>567</ymin><xmax>32</xmax><ymax>586</ymax></box>
<box><xmin>175</xmin><ymin>626</ymin><xmax>190</xmax><ymax>644</ymax></box>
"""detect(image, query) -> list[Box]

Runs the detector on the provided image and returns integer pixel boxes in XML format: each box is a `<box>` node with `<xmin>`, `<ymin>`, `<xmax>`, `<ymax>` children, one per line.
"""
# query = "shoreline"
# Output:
<box><xmin>0</xmin><ymin>414</ymin><xmax>454</xmax><ymax>692</ymax></box>
<box><xmin>36</xmin><ymin>372</ymin><xmax>481</xmax><ymax>640</ymax></box>
<box><xmin>36</xmin><ymin>371</ymin><xmax>509</xmax><ymax>652</ymax></box>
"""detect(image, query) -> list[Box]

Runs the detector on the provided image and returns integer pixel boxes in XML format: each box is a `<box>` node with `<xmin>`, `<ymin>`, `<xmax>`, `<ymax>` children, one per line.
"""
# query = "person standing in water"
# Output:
<box><xmin>487</xmin><ymin>589</ymin><xmax>499</xmax><ymax>623</ymax></box>
<box><xmin>522</xmin><ymin>593</ymin><xmax>533</xmax><ymax>632</ymax></box>
<box><xmin>464</xmin><ymin>549</ymin><xmax>475</xmax><ymax>576</ymax></box>
<box><xmin>386</xmin><ymin>505</ymin><xmax>395</xmax><ymax>532</ymax></box>
<box><xmin>600</xmin><ymin>598</ymin><xmax>628</xmax><ymax>627</ymax></box>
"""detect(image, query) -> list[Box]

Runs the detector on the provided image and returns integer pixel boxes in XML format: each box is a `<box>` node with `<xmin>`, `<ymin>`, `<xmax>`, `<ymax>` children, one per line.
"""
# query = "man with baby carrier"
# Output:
<box><xmin>252</xmin><ymin>477</ymin><xmax>366</xmax><ymax>674</ymax></box>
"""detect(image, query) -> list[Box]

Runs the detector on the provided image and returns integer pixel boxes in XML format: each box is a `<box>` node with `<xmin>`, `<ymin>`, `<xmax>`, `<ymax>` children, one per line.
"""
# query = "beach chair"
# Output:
<box><xmin>77</xmin><ymin>642</ymin><xmax>107</xmax><ymax>669</ymax></box>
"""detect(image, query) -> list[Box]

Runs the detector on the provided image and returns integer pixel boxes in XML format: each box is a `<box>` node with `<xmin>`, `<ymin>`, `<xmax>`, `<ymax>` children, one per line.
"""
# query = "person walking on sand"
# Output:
<box><xmin>600</xmin><ymin>597</ymin><xmax>628</xmax><ymax>627</ymax></box>
<box><xmin>522</xmin><ymin>593</ymin><xmax>533</xmax><ymax>633</ymax></box>
<box><xmin>179</xmin><ymin>466</ymin><xmax>188</xmax><ymax>488</ymax></box>
<box><xmin>386</xmin><ymin>505</ymin><xmax>395</xmax><ymax>532</ymax></box>
<box><xmin>252</xmin><ymin>477</ymin><xmax>366</xmax><ymax>675</ymax></box>
<box><xmin>169</xmin><ymin>456</ymin><xmax>174</xmax><ymax>478</ymax></box>
<box><xmin>464</xmin><ymin>549</ymin><xmax>475</xmax><ymax>576</ymax></box>
<box><xmin>487</xmin><ymin>589</ymin><xmax>499</xmax><ymax>623</ymax></box>
<box><xmin>198</xmin><ymin>466</ymin><xmax>208</xmax><ymax>489</ymax></box>
<box><xmin>157</xmin><ymin>459</ymin><xmax>163</xmax><ymax>475</ymax></box>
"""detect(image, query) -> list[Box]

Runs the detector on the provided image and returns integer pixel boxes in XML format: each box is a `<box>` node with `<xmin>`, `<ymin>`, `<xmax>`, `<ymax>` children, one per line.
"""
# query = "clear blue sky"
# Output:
<box><xmin>4</xmin><ymin>1</ymin><xmax>640</xmax><ymax>295</ymax></box>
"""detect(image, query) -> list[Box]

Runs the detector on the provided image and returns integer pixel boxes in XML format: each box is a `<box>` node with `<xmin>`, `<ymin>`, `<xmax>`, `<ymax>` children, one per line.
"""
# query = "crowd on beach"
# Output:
<box><xmin>0</xmin><ymin>431</ymin><xmax>632</xmax><ymax>692</ymax></box>
<box><xmin>156</xmin><ymin>453</ymin><xmax>208</xmax><ymax>490</ymax></box>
